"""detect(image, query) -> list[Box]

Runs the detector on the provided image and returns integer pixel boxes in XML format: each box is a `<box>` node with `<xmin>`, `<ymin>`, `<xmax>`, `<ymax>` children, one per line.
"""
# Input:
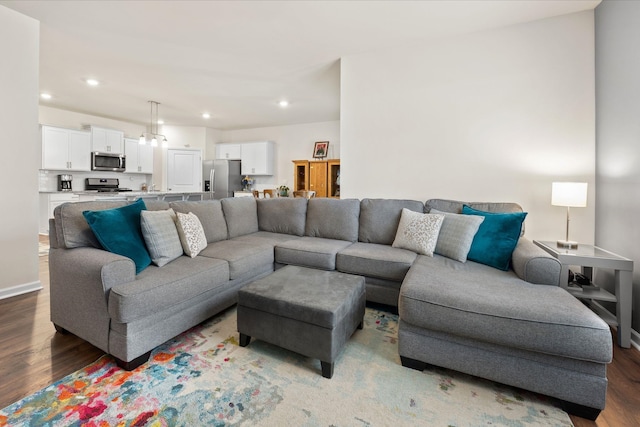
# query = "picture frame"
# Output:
<box><xmin>312</xmin><ymin>141</ymin><xmax>329</xmax><ymax>159</ymax></box>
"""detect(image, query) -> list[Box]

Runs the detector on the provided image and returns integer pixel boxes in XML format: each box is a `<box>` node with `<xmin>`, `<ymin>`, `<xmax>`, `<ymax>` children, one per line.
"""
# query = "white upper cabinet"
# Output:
<box><xmin>215</xmin><ymin>143</ymin><xmax>242</xmax><ymax>160</ymax></box>
<box><xmin>41</xmin><ymin>125</ymin><xmax>91</xmax><ymax>171</ymax></box>
<box><xmin>241</xmin><ymin>141</ymin><xmax>274</xmax><ymax>175</ymax></box>
<box><xmin>90</xmin><ymin>126</ymin><xmax>124</xmax><ymax>153</ymax></box>
<box><xmin>124</xmin><ymin>138</ymin><xmax>154</xmax><ymax>174</ymax></box>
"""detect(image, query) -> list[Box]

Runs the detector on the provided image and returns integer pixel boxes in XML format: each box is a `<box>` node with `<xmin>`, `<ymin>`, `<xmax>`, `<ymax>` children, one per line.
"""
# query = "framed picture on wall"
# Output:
<box><xmin>312</xmin><ymin>141</ymin><xmax>329</xmax><ymax>159</ymax></box>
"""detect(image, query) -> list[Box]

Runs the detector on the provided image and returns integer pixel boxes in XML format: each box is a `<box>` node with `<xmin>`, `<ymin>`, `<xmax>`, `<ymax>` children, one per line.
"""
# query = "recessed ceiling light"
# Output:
<box><xmin>279</xmin><ymin>100</ymin><xmax>289</xmax><ymax>107</ymax></box>
<box><xmin>86</xmin><ymin>79</ymin><xmax>100</xmax><ymax>86</ymax></box>
<box><xmin>40</xmin><ymin>93</ymin><xmax>52</xmax><ymax>100</ymax></box>
<box><xmin>202</xmin><ymin>113</ymin><xmax>210</xmax><ymax>119</ymax></box>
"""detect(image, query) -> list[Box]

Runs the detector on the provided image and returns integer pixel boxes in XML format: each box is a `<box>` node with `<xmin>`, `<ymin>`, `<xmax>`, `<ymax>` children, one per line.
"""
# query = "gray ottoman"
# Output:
<box><xmin>237</xmin><ymin>265</ymin><xmax>366</xmax><ymax>378</ymax></box>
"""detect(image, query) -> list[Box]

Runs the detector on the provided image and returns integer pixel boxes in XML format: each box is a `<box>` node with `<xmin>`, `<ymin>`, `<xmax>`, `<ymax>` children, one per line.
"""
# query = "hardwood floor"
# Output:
<box><xmin>1</xmin><ymin>237</ymin><xmax>639</xmax><ymax>426</ymax></box>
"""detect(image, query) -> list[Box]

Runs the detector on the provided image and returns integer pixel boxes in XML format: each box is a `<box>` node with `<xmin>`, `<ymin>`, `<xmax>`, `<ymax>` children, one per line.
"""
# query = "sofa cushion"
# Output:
<box><xmin>275</xmin><ymin>237</ymin><xmax>353</xmax><ymax>270</ymax></box>
<box><xmin>257</xmin><ymin>198</ymin><xmax>308</xmax><ymax>236</ymax></box>
<box><xmin>392</xmin><ymin>209</ymin><xmax>444</xmax><ymax>256</ymax></box>
<box><xmin>140</xmin><ymin>209</ymin><xmax>183</xmax><ymax>267</ymax></box>
<box><xmin>425</xmin><ymin>199</ymin><xmax>524</xmax><ymax>215</ymax></box>
<box><xmin>221</xmin><ymin>197</ymin><xmax>259</xmax><ymax>238</ymax></box>
<box><xmin>232</xmin><ymin>231</ymin><xmax>301</xmax><ymax>247</ymax></box>
<box><xmin>82</xmin><ymin>199</ymin><xmax>151</xmax><ymax>274</ymax></box>
<box><xmin>108</xmin><ymin>255</ymin><xmax>230</xmax><ymax>323</ymax></box>
<box><xmin>170</xmin><ymin>200</ymin><xmax>228</xmax><ymax>243</ymax></box>
<box><xmin>145</xmin><ymin>200</ymin><xmax>171</xmax><ymax>211</ymax></box>
<box><xmin>54</xmin><ymin>200</ymin><xmax>128</xmax><ymax>249</ymax></box>
<box><xmin>305</xmin><ymin>198</ymin><xmax>360</xmax><ymax>242</ymax></box>
<box><xmin>359</xmin><ymin>199</ymin><xmax>424</xmax><ymax>245</ymax></box>
<box><xmin>430</xmin><ymin>209</ymin><xmax>484</xmax><ymax>262</ymax></box>
<box><xmin>462</xmin><ymin>205</ymin><xmax>527</xmax><ymax>271</ymax></box>
<box><xmin>399</xmin><ymin>255</ymin><xmax>612</xmax><ymax>363</ymax></box>
<box><xmin>425</xmin><ymin>198</ymin><xmax>525</xmax><ymax>235</ymax></box>
<box><xmin>199</xmin><ymin>240</ymin><xmax>274</xmax><ymax>280</ymax></box>
<box><xmin>175</xmin><ymin>212</ymin><xmax>208</xmax><ymax>258</ymax></box>
<box><xmin>336</xmin><ymin>242</ymin><xmax>417</xmax><ymax>281</ymax></box>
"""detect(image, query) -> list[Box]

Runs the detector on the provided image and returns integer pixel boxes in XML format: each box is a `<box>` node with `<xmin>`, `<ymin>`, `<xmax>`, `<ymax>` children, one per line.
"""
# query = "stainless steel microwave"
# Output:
<box><xmin>92</xmin><ymin>152</ymin><xmax>126</xmax><ymax>172</ymax></box>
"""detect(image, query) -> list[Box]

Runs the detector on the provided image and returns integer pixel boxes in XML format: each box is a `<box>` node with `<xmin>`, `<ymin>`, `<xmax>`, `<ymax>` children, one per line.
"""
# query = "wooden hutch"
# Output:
<box><xmin>292</xmin><ymin>159</ymin><xmax>340</xmax><ymax>198</ymax></box>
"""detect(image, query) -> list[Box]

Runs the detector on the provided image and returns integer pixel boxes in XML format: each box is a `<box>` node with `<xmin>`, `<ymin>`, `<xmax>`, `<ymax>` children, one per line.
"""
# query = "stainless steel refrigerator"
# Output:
<box><xmin>203</xmin><ymin>159</ymin><xmax>242</xmax><ymax>199</ymax></box>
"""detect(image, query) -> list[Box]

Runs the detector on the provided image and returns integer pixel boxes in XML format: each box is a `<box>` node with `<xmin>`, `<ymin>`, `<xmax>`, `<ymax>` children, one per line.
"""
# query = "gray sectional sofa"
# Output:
<box><xmin>49</xmin><ymin>196</ymin><xmax>612</xmax><ymax>419</ymax></box>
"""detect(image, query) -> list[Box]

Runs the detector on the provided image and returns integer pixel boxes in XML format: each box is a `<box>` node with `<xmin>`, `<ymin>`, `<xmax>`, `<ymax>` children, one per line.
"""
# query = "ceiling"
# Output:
<box><xmin>2</xmin><ymin>0</ymin><xmax>600</xmax><ymax>130</ymax></box>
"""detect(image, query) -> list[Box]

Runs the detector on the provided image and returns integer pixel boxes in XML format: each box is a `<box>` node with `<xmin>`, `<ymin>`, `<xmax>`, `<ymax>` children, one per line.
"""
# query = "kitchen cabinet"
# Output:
<box><xmin>241</xmin><ymin>141</ymin><xmax>274</xmax><ymax>175</ymax></box>
<box><xmin>41</xmin><ymin>125</ymin><xmax>91</xmax><ymax>171</ymax></box>
<box><xmin>292</xmin><ymin>159</ymin><xmax>340</xmax><ymax>198</ymax></box>
<box><xmin>125</xmin><ymin>138</ymin><xmax>154</xmax><ymax>174</ymax></box>
<box><xmin>89</xmin><ymin>126</ymin><xmax>124</xmax><ymax>153</ymax></box>
<box><xmin>39</xmin><ymin>192</ymin><xmax>79</xmax><ymax>234</ymax></box>
<box><xmin>215</xmin><ymin>143</ymin><xmax>242</xmax><ymax>160</ymax></box>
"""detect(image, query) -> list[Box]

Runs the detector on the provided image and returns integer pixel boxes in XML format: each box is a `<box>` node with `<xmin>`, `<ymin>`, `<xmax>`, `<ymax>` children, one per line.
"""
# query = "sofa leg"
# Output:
<box><xmin>53</xmin><ymin>324</ymin><xmax>70</xmax><ymax>335</ymax></box>
<box><xmin>115</xmin><ymin>351</ymin><xmax>151</xmax><ymax>371</ymax></box>
<box><xmin>321</xmin><ymin>361</ymin><xmax>334</xmax><ymax>379</ymax></box>
<box><xmin>560</xmin><ymin>400</ymin><xmax>601</xmax><ymax>421</ymax></box>
<box><xmin>239</xmin><ymin>333</ymin><xmax>251</xmax><ymax>347</ymax></box>
<box><xmin>400</xmin><ymin>356</ymin><xmax>428</xmax><ymax>371</ymax></box>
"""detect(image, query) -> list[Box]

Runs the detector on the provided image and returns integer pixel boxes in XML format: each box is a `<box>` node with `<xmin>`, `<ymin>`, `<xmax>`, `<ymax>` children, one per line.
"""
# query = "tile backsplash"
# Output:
<box><xmin>39</xmin><ymin>170</ymin><xmax>151</xmax><ymax>192</ymax></box>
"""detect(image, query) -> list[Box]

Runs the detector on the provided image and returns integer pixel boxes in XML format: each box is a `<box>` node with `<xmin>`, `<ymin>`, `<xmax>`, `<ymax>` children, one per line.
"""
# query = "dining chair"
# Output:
<box><xmin>293</xmin><ymin>190</ymin><xmax>316</xmax><ymax>199</ymax></box>
<box><xmin>263</xmin><ymin>189</ymin><xmax>276</xmax><ymax>198</ymax></box>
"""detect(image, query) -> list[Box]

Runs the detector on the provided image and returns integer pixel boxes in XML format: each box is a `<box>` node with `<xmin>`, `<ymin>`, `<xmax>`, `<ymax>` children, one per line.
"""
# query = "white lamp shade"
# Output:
<box><xmin>551</xmin><ymin>182</ymin><xmax>588</xmax><ymax>207</ymax></box>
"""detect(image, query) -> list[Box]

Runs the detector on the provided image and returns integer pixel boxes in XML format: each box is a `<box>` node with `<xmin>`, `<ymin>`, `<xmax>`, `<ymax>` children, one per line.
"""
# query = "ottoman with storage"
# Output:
<box><xmin>237</xmin><ymin>265</ymin><xmax>366</xmax><ymax>378</ymax></box>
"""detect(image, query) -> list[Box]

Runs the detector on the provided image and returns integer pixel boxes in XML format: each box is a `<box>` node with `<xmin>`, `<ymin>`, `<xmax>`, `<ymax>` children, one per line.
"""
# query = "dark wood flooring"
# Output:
<box><xmin>0</xmin><ymin>236</ymin><xmax>639</xmax><ymax>426</ymax></box>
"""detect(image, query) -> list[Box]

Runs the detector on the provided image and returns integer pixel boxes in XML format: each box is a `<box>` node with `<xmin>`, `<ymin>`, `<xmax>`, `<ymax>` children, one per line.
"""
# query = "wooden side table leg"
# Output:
<box><xmin>616</xmin><ymin>269</ymin><xmax>632</xmax><ymax>348</ymax></box>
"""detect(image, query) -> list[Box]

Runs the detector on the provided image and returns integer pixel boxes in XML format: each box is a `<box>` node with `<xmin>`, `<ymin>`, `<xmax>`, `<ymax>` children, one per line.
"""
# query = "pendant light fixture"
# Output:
<box><xmin>139</xmin><ymin>101</ymin><xmax>168</xmax><ymax>147</ymax></box>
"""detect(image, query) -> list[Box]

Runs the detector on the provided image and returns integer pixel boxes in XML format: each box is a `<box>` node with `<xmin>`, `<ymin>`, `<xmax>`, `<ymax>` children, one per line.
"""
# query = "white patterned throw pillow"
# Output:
<box><xmin>175</xmin><ymin>212</ymin><xmax>207</xmax><ymax>258</ymax></box>
<box><xmin>392</xmin><ymin>208</ymin><xmax>444</xmax><ymax>256</ymax></box>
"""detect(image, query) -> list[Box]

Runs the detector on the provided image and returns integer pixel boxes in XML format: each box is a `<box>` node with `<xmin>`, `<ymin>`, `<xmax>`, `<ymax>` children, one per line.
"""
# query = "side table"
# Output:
<box><xmin>534</xmin><ymin>240</ymin><xmax>633</xmax><ymax>348</ymax></box>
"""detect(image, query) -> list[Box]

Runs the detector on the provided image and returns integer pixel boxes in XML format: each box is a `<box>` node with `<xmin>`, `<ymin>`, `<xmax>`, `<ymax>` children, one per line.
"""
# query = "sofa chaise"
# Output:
<box><xmin>48</xmin><ymin>196</ymin><xmax>612</xmax><ymax>419</ymax></box>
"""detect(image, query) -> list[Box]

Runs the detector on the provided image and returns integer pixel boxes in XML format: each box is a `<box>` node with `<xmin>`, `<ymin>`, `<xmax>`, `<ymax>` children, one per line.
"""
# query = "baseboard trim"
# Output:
<box><xmin>589</xmin><ymin>301</ymin><xmax>640</xmax><ymax>351</ymax></box>
<box><xmin>0</xmin><ymin>281</ymin><xmax>42</xmax><ymax>300</ymax></box>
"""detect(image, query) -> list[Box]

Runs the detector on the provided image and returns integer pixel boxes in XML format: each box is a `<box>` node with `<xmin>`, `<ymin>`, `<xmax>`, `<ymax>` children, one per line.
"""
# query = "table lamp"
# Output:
<box><xmin>551</xmin><ymin>182</ymin><xmax>588</xmax><ymax>249</ymax></box>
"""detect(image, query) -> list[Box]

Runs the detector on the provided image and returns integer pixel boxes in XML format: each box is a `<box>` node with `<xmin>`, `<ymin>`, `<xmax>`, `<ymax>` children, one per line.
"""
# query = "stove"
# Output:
<box><xmin>85</xmin><ymin>178</ymin><xmax>132</xmax><ymax>192</ymax></box>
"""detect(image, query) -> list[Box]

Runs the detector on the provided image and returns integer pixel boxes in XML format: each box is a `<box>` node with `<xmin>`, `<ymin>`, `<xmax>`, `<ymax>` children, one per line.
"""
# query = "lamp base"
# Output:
<box><xmin>557</xmin><ymin>240</ymin><xmax>578</xmax><ymax>249</ymax></box>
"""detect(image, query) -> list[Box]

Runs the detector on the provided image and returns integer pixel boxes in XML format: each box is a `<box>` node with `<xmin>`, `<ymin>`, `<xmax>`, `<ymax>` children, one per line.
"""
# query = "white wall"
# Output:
<box><xmin>220</xmin><ymin>121</ymin><xmax>340</xmax><ymax>190</ymax></box>
<box><xmin>0</xmin><ymin>6</ymin><xmax>41</xmax><ymax>298</ymax></box>
<box><xmin>594</xmin><ymin>0</ymin><xmax>640</xmax><ymax>332</ymax></box>
<box><xmin>341</xmin><ymin>11</ymin><xmax>596</xmax><ymax>243</ymax></box>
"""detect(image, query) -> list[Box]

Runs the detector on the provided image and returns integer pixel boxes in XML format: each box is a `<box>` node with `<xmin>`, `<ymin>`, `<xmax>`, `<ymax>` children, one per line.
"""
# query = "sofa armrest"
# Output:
<box><xmin>511</xmin><ymin>238</ymin><xmax>561</xmax><ymax>286</ymax></box>
<box><xmin>49</xmin><ymin>246</ymin><xmax>136</xmax><ymax>353</ymax></box>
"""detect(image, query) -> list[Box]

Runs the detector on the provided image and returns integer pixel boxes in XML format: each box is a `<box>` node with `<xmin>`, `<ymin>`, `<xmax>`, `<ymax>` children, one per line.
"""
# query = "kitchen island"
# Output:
<box><xmin>38</xmin><ymin>191</ymin><xmax>214</xmax><ymax>234</ymax></box>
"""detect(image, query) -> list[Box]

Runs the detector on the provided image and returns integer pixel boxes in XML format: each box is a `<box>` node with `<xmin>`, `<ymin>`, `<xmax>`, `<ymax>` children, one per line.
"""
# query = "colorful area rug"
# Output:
<box><xmin>0</xmin><ymin>307</ymin><xmax>572</xmax><ymax>426</ymax></box>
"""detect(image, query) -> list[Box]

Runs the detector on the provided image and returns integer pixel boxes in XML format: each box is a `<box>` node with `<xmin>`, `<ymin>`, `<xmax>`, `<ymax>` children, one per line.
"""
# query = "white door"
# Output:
<box><xmin>167</xmin><ymin>149</ymin><xmax>202</xmax><ymax>192</ymax></box>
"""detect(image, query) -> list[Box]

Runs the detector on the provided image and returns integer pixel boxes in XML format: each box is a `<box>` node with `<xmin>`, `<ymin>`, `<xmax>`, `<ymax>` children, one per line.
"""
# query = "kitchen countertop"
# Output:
<box><xmin>40</xmin><ymin>190</ymin><xmax>211</xmax><ymax>195</ymax></box>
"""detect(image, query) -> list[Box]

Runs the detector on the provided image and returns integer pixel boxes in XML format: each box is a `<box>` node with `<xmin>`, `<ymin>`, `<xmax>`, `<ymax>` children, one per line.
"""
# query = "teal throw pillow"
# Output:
<box><xmin>462</xmin><ymin>205</ymin><xmax>527</xmax><ymax>271</ymax></box>
<box><xmin>83</xmin><ymin>199</ymin><xmax>151</xmax><ymax>274</ymax></box>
